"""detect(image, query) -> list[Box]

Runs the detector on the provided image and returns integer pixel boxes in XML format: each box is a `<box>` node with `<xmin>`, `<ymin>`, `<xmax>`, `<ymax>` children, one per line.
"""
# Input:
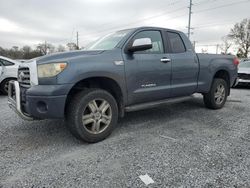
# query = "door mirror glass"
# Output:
<box><xmin>128</xmin><ymin>38</ymin><xmax>152</xmax><ymax>52</ymax></box>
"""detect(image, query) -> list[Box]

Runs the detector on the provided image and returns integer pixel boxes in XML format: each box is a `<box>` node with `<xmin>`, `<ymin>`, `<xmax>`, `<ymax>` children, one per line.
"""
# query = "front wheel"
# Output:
<box><xmin>0</xmin><ymin>78</ymin><xmax>16</xmax><ymax>95</ymax></box>
<box><xmin>203</xmin><ymin>78</ymin><xmax>228</xmax><ymax>109</ymax></box>
<box><xmin>66</xmin><ymin>89</ymin><xmax>118</xmax><ymax>143</ymax></box>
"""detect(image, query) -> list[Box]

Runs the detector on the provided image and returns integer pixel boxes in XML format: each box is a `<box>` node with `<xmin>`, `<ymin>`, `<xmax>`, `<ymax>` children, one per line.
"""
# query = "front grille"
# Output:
<box><xmin>238</xmin><ymin>73</ymin><xmax>250</xmax><ymax>80</ymax></box>
<box><xmin>18</xmin><ymin>67</ymin><xmax>31</xmax><ymax>88</ymax></box>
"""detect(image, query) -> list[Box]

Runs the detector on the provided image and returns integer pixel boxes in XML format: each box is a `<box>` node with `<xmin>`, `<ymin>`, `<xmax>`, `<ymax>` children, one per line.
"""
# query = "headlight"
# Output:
<box><xmin>38</xmin><ymin>62</ymin><xmax>67</xmax><ymax>78</ymax></box>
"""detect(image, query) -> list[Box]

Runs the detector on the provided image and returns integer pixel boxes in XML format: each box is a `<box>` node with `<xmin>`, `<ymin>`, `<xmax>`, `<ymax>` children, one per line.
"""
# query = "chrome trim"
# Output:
<box><xmin>19</xmin><ymin>60</ymin><xmax>38</xmax><ymax>86</ymax></box>
<box><xmin>233</xmin><ymin>77</ymin><xmax>239</xmax><ymax>86</ymax></box>
<box><xmin>238</xmin><ymin>79</ymin><xmax>250</xmax><ymax>83</ymax></box>
<box><xmin>132</xmin><ymin>38</ymin><xmax>152</xmax><ymax>47</ymax></box>
<box><xmin>8</xmin><ymin>81</ymin><xmax>33</xmax><ymax>120</ymax></box>
<box><xmin>114</xmin><ymin>61</ymin><xmax>124</xmax><ymax>66</ymax></box>
<box><xmin>160</xmin><ymin>58</ymin><xmax>171</xmax><ymax>63</ymax></box>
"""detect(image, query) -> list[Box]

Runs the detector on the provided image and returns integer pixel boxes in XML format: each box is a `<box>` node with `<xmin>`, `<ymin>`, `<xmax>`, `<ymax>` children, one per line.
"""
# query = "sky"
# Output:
<box><xmin>0</xmin><ymin>0</ymin><xmax>249</xmax><ymax>53</ymax></box>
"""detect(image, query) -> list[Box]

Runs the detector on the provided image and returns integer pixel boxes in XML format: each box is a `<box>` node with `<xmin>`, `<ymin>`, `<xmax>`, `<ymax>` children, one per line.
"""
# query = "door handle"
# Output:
<box><xmin>160</xmin><ymin>58</ymin><xmax>171</xmax><ymax>63</ymax></box>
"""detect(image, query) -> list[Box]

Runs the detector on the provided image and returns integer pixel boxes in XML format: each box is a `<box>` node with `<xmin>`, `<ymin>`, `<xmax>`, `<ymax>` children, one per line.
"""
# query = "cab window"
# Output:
<box><xmin>132</xmin><ymin>30</ymin><xmax>164</xmax><ymax>54</ymax></box>
<box><xmin>167</xmin><ymin>32</ymin><xmax>186</xmax><ymax>53</ymax></box>
<box><xmin>0</xmin><ymin>59</ymin><xmax>14</xmax><ymax>66</ymax></box>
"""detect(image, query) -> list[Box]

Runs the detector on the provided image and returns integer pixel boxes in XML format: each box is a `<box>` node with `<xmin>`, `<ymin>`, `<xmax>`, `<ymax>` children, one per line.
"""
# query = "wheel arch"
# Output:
<box><xmin>213</xmin><ymin>69</ymin><xmax>231</xmax><ymax>95</ymax></box>
<box><xmin>0</xmin><ymin>77</ymin><xmax>17</xmax><ymax>84</ymax></box>
<box><xmin>65</xmin><ymin>76</ymin><xmax>125</xmax><ymax>117</ymax></box>
<box><xmin>0</xmin><ymin>77</ymin><xmax>17</xmax><ymax>94</ymax></box>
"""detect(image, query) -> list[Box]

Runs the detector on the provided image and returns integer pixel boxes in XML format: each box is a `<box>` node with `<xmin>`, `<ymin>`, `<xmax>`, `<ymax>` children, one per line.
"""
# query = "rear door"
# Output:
<box><xmin>165</xmin><ymin>31</ymin><xmax>199</xmax><ymax>97</ymax></box>
<box><xmin>123</xmin><ymin>30</ymin><xmax>172</xmax><ymax>105</ymax></box>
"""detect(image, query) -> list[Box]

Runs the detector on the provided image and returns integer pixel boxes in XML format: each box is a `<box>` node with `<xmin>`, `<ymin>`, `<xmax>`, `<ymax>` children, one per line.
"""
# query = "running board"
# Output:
<box><xmin>125</xmin><ymin>95</ymin><xmax>194</xmax><ymax>112</ymax></box>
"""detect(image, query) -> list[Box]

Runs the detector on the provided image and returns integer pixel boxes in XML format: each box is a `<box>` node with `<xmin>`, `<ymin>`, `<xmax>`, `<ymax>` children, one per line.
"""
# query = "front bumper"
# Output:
<box><xmin>233</xmin><ymin>77</ymin><xmax>239</xmax><ymax>87</ymax></box>
<box><xmin>8</xmin><ymin>81</ymin><xmax>71</xmax><ymax>120</ymax></box>
<box><xmin>8</xmin><ymin>81</ymin><xmax>33</xmax><ymax>120</ymax></box>
<box><xmin>238</xmin><ymin>79</ymin><xmax>250</xmax><ymax>84</ymax></box>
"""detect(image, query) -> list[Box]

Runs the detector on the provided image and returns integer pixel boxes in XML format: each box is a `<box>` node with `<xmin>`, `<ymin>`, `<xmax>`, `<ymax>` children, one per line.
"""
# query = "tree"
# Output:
<box><xmin>12</xmin><ymin>46</ymin><xmax>19</xmax><ymax>51</ymax></box>
<box><xmin>0</xmin><ymin>47</ymin><xmax>7</xmax><ymax>57</ymax></box>
<box><xmin>37</xmin><ymin>42</ymin><xmax>55</xmax><ymax>55</ymax></box>
<box><xmin>37</xmin><ymin>43</ymin><xmax>47</xmax><ymax>55</ymax></box>
<box><xmin>220</xmin><ymin>36</ymin><xmax>232</xmax><ymax>54</ymax></box>
<box><xmin>228</xmin><ymin>18</ymin><xmax>250</xmax><ymax>58</ymax></box>
<box><xmin>236</xmin><ymin>48</ymin><xmax>245</xmax><ymax>59</ymax></box>
<box><xmin>57</xmin><ymin>45</ymin><xmax>66</xmax><ymax>52</ymax></box>
<box><xmin>67</xmin><ymin>42</ymin><xmax>78</xmax><ymax>51</ymax></box>
<box><xmin>22</xmin><ymin>45</ymin><xmax>32</xmax><ymax>59</ymax></box>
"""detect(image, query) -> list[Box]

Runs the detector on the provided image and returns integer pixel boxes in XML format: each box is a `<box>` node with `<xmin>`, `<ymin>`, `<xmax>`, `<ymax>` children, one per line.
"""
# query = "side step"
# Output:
<box><xmin>125</xmin><ymin>95</ymin><xmax>194</xmax><ymax>112</ymax></box>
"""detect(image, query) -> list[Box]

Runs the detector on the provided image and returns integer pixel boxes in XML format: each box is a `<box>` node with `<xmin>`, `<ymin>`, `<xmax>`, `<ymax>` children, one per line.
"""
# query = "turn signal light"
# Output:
<box><xmin>233</xmin><ymin>57</ymin><xmax>239</xmax><ymax>66</ymax></box>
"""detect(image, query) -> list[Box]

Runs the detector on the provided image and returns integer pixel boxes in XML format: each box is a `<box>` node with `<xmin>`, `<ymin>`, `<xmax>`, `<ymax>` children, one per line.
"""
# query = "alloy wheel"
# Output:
<box><xmin>82</xmin><ymin>99</ymin><xmax>112</xmax><ymax>134</ymax></box>
<box><xmin>214</xmin><ymin>84</ymin><xmax>226</xmax><ymax>105</ymax></box>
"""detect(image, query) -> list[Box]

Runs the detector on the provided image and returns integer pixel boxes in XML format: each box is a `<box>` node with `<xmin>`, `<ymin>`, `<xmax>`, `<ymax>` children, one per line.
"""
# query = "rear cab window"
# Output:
<box><xmin>167</xmin><ymin>32</ymin><xmax>186</xmax><ymax>53</ymax></box>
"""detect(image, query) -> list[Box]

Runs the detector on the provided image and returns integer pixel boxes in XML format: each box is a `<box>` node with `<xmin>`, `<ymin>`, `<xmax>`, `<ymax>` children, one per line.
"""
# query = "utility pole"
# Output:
<box><xmin>193</xmin><ymin>41</ymin><xmax>196</xmax><ymax>50</ymax></box>
<box><xmin>216</xmin><ymin>44</ymin><xmax>219</xmax><ymax>54</ymax></box>
<box><xmin>76</xmin><ymin>31</ymin><xmax>79</xmax><ymax>50</ymax></box>
<box><xmin>45</xmin><ymin>41</ymin><xmax>47</xmax><ymax>55</ymax></box>
<box><xmin>187</xmin><ymin>0</ymin><xmax>193</xmax><ymax>39</ymax></box>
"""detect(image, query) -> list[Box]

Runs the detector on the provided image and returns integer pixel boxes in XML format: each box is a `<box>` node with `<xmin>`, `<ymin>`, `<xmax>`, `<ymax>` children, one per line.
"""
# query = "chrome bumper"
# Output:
<box><xmin>238</xmin><ymin>78</ymin><xmax>250</xmax><ymax>83</ymax></box>
<box><xmin>8</xmin><ymin>81</ymin><xmax>33</xmax><ymax>121</ymax></box>
<box><xmin>233</xmin><ymin>77</ymin><xmax>239</xmax><ymax>87</ymax></box>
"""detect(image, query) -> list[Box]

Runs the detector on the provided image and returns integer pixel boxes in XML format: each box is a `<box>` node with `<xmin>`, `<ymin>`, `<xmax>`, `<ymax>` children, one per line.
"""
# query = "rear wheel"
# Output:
<box><xmin>66</xmin><ymin>89</ymin><xmax>118</xmax><ymax>143</ymax></box>
<box><xmin>203</xmin><ymin>78</ymin><xmax>228</xmax><ymax>109</ymax></box>
<box><xmin>0</xmin><ymin>78</ymin><xmax>16</xmax><ymax>95</ymax></box>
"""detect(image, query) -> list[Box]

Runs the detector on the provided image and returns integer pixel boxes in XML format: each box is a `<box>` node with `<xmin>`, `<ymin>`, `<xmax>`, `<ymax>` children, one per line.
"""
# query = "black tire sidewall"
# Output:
<box><xmin>0</xmin><ymin>78</ymin><xmax>15</xmax><ymax>95</ymax></box>
<box><xmin>69</xmin><ymin>89</ymin><xmax>118</xmax><ymax>143</ymax></box>
<box><xmin>209</xmin><ymin>79</ymin><xmax>228</xmax><ymax>109</ymax></box>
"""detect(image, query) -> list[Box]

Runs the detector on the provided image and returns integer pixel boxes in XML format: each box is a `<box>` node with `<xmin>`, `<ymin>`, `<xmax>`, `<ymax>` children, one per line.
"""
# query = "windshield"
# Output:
<box><xmin>239</xmin><ymin>61</ymin><xmax>250</xmax><ymax>68</ymax></box>
<box><xmin>85</xmin><ymin>29</ymin><xmax>132</xmax><ymax>50</ymax></box>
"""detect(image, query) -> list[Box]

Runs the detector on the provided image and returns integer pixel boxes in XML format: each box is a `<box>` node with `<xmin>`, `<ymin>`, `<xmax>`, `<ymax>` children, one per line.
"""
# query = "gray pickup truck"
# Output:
<box><xmin>8</xmin><ymin>27</ymin><xmax>238</xmax><ymax>143</ymax></box>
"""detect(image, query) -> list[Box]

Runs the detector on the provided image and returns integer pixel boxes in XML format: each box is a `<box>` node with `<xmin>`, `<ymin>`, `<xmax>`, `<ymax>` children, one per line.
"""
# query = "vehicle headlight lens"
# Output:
<box><xmin>38</xmin><ymin>62</ymin><xmax>67</xmax><ymax>78</ymax></box>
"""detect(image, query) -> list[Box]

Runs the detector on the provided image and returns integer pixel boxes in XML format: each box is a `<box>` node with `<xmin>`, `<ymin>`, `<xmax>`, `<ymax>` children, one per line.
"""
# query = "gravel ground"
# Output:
<box><xmin>0</xmin><ymin>88</ymin><xmax>249</xmax><ymax>188</ymax></box>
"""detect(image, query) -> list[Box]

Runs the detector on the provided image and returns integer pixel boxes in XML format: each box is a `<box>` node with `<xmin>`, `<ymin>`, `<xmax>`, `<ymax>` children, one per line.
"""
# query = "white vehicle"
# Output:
<box><xmin>238</xmin><ymin>60</ymin><xmax>250</xmax><ymax>86</ymax></box>
<box><xmin>0</xmin><ymin>56</ymin><xmax>20</xmax><ymax>95</ymax></box>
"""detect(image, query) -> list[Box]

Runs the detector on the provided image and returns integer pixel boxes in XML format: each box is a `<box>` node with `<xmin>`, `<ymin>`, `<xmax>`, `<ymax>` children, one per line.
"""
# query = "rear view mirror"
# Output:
<box><xmin>128</xmin><ymin>38</ymin><xmax>152</xmax><ymax>52</ymax></box>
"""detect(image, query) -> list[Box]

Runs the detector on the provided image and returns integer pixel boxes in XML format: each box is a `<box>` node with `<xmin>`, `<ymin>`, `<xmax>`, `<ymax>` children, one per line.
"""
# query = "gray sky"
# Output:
<box><xmin>0</xmin><ymin>0</ymin><xmax>249</xmax><ymax>53</ymax></box>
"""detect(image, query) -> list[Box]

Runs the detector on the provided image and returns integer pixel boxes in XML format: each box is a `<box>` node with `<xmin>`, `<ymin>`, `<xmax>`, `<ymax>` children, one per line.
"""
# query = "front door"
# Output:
<box><xmin>123</xmin><ymin>30</ymin><xmax>172</xmax><ymax>105</ymax></box>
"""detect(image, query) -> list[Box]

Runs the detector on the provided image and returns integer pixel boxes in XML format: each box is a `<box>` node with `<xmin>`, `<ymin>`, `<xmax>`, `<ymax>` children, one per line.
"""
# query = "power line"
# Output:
<box><xmin>194</xmin><ymin>16</ymin><xmax>250</xmax><ymax>29</ymax></box>
<box><xmin>80</xmin><ymin>0</ymin><xmax>184</xmax><ymax>32</ymax></box>
<box><xmin>78</xmin><ymin>12</ymin><xmax>189</xmax><ymax>43</ymax></box>
<box><xmin>78</xmin><ymin>0</ymin><xmax>240</xmax><ymax>39</ymax></box>
<box><xmin>78</xmin><ymin>5</ymin><xmax>189</xmax><ymax>38</ymax></box>
<box><xmin>195</xmin><ymin>0</ymin><xmax>250</xmax><ymax>14</ymax></box>
<box><xmin>56</xmin><ymin>0</ymin><xmax>250</xmax><ymax>46</ymax></box>
<box><xmin>78</xmin><ymin>0</ymin><xmax>250</xmax><ymax>41</ymax></box>
<box><xmin>194</xmin><ymin>0</ymin><xmax>220</xmax><ymax>6</ymax></box>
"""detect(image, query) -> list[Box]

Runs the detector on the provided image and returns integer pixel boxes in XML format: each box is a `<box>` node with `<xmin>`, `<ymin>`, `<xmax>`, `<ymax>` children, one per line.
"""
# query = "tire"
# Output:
<box><xmin>203</xmin><ymin>78</ymin><xmax>229</xmax><ymax>109</ymax></box>
<box><xmin>0</xmin><ymin>78</ymin><xmax>16</xmax><ymax>95</ymax></box>
<box><xmin>66</xmin><ymin>89</ymin><xmax>118</xmax><ymax>143</ymax></box>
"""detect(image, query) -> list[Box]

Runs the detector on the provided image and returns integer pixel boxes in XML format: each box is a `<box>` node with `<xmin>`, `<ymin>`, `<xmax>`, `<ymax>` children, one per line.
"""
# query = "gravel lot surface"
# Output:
<box><xmin>0</xmin><ymin>88</ymin><xmax>249</xmax><ymax>188</ymax></box>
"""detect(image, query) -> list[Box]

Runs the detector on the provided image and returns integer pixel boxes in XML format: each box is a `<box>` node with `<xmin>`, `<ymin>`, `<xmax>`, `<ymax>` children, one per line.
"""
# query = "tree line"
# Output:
<box><xmin>0</xmin><ymin>18</ymin><xmax>249</xmax><ymax>60</ymax></box>
<box><xmin>0</xmin><ymin>42</ymin><xmax>79</xmax><ymax>60</ymax></box>
<box><xmin>219</xmin><ymin>18</ymin><xmax>250</xmax><ymax>58</ymax></box>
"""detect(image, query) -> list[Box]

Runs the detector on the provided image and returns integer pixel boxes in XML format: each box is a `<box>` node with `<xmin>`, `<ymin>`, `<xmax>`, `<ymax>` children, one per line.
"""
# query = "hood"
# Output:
<box><xmin>238</xmin><ymin>67</ymin><xmax>250</xmax><ymax>74</ymax></box>
<box><xmin>36</xmin><ymin>50</ymin><xmax>104</xmax><ymax>64</ymax></box>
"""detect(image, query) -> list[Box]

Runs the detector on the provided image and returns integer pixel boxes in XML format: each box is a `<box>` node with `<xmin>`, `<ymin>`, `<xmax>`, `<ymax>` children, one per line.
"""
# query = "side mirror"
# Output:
<box><xmin>128</xmin><ymin>38</ymin><xmax>152</xmax><ymax>52</ymax></box>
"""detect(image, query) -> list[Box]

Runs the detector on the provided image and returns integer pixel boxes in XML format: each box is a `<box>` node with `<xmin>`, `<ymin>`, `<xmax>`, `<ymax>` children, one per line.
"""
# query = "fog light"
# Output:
<box><xmin>37</xmin><ymin>101</ymin><xmax>48</xmax><ymax>113</ymax></box>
